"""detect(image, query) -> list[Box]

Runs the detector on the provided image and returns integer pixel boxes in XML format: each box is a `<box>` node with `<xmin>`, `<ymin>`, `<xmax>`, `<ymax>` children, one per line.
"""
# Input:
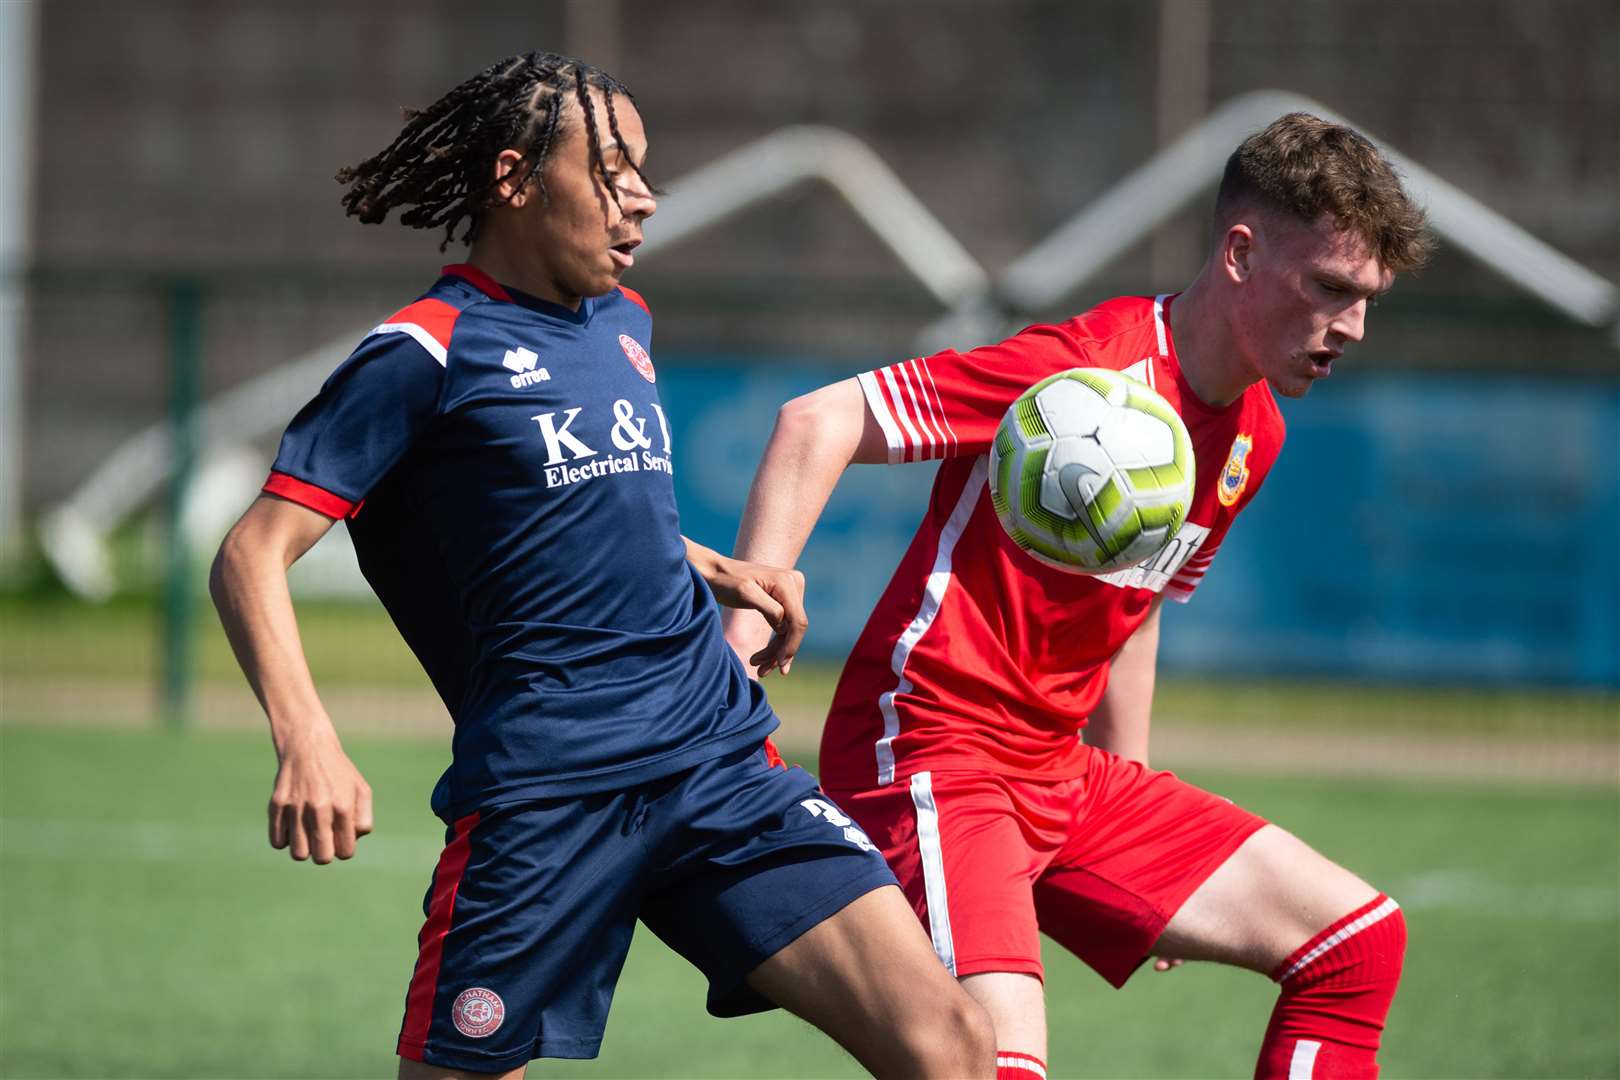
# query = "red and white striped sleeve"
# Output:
<box><xmin>1164</xmin><ymin>541</ymin><xmax>1219</xmax><ymax>602</ymax></box>
<box><xmin>856</xmin><ymin>356</ymin><xmax>958</xmax><ymax>464</ymax></box>
<box><xmin>856</xmin><ymin>323</ymin><xmax>1086</xmax><ymax>464</ymax></box>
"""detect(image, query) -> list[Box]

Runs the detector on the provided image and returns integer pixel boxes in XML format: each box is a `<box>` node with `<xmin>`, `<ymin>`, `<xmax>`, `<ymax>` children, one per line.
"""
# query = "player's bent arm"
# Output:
<box><xmin>211</xmin><ymin>496</ymin><xmax>335</xmax><ymax>731</ymax></box>
<box><xmin>1083</xmin><ymin>598</ymin><xmax>1163</xmax><ymax>766</ymax></box>
<box><xmin>209</xmin><ymin>494</ymin><xmax>374</xmax><ymax>864</ymax></box>
<box><xmin>683</xmin><ymin>536</ymin><xmax>808</xmax><ymax>676</ymax></box>
<box><xmin>723</xmin><ymin>378</ymin><xmax>889</xmax><ymax>667</ymax></box>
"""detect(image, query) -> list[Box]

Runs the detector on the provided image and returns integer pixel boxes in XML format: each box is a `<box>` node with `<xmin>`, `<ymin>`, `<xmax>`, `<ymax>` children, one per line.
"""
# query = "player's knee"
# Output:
<box><xmin>1277</xmin><ymin>893</ymin><xmax>1406</xmax><ymax>994</ymax></box>
<box><xmin>1347</xmin><ymin>892</ymin><xmax>1405</xmax><ymax>989</ymax></box>
<box><xmin>895</xmin><ymin>992</ymin><xmax>995</xmax><ymax>1075</ymax></box>
<box><xmin>957</xmin><ymin>994</ymin><xmax>998</xmax><ymax>1060</ymax></box>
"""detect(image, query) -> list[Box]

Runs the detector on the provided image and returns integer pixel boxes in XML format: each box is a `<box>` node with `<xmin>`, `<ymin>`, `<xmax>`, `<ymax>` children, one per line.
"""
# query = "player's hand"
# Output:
<box><xmin>1152</xmin><ymin>957</ymin><xmax>1185</xmax><ymax>973</ymax></box>
<box><xmin>268</xmin><ymin>726</ymin><xmax>375</xmax><ymax>865</ymax></box>
<box><xmin>723</xmin><ymin>610</ymin><xmax>776</xmax><ymax>681</ymax></box>
<box><xmin>706</xmin><ymin>559</ymin><xmax>809</xmax><ymax>677</ymax></box>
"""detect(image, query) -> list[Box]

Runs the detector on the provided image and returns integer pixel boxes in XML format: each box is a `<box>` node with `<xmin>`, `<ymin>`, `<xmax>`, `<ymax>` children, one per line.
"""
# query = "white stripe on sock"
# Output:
<box><xmin>996</xmin><ymin>1054</ymin><xmax>1048</xmax><ymax>1078</ymax></box>
<box><xmin>1280</xmin><ymin>897</ymin><xmax>1401</xmax><ymax>983</ymax></box>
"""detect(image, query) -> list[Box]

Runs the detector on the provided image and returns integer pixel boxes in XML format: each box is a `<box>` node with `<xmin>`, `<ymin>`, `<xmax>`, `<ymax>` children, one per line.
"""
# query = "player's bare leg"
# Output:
<box><xmin>1153</xmin><ymin>824</ymin><xmax>1406</xmax><ymax>1078</ymax></box>
<box><xmin>746</xmin><ymin>885</ymin><xmax>997</xmax><ymax>1078</ymax></box>
<box><xmin>1153</xmin><ymin>824</ymin><xmax>1376</xmax><ymax>970</ymax></box>
<box><xmin>960</xmin><ymin>971</ymin><xmax>1048</xmax><ymax>1073</ymax></box>
<box><xmin>399</xmin><ymin>1061</ymin><xmax>524</xmax><ymax>1080</ymax></box>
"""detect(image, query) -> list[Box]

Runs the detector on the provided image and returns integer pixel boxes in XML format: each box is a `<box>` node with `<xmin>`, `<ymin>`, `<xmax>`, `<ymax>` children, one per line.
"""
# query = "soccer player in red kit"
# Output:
<box><xmin>726</xmin><ymin>114</ymin><xmax>1433</xmax><ymax>1079</ymax></box>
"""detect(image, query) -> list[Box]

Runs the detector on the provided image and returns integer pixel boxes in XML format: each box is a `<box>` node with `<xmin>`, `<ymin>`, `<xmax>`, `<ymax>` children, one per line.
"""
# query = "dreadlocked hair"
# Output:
<box><xmin>335</xmin><ymin>51</ymin><xmax>654</xmax><ymax>251</ymax></box>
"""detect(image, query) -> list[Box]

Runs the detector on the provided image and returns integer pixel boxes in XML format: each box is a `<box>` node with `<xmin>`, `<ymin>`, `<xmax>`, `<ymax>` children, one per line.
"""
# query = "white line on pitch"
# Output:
<box><xmin>1390</xmin><ymin>869</ymin><xmax>1618</xmax><ymax>922</ymax></box>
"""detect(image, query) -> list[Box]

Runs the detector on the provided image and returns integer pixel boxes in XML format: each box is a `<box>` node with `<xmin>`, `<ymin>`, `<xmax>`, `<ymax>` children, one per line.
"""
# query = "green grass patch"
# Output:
<box><xmin>0</xmin><ymin>594</ymin><xmax>432</xmax><ymax>690</ymax></box>
<box><xmin>1</xmin><ymin>726</ymin><xmax>1615</xmax><ymax>1078</ymax></box>
<box><xmin>1151</xmin><ymin>676</ymin><xmax>1620</xmax><ymax>738</ymax></box>
<box><xmin>4</xmin><ymin>596</ymin><xmax>1616</xmax><ymax>739</ymax></box>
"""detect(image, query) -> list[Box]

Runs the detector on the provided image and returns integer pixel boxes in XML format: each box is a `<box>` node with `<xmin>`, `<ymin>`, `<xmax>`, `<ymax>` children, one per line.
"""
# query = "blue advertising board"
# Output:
<box><xmin>659</xmin><ymin>359</ymin><xmax>1620</xmax><ymax>688</ymax></box>
<box><xmin>1160</xmin><ymin>372</ymin><xmax>1620</xmax><ymax>687</ymax></box>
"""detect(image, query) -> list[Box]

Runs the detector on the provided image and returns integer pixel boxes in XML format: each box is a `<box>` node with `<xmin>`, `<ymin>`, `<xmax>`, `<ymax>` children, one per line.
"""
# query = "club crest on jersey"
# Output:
<box><xmin>502</xmin><ymin>347</ymin><xmax>551</xmax><ymax>389</ymax></box>
<box><xmin>451</xmin><ymin>987</ymin><xmax>505</xmax><ymax>1038</ymax></box>
<box><xmin>619</xmin><ymin>334</ymin><xmax>655</xmax><ymax>382</ymax></box>
<box><xmin>1218</xmin><ymin>433</ymin><xmax>1254</xmax><ymax>507</ymax></box>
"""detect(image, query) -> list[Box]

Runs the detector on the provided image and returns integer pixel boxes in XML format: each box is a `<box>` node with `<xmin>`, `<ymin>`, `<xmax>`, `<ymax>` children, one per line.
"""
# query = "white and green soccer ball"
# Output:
<box><xmin>988</xmin><ymin>367</ymin><xmax>1195</xmax><ymax>574</ymax></box>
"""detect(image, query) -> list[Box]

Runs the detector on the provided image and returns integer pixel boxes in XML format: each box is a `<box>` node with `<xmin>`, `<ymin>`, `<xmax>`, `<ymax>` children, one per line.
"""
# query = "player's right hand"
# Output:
<box><xmin>268</xmin><ymin>728</ymin><xmax>375</xmax><ymax>865</ymax></box>
<box><xmin>706</xmin><ymin>560</ymin><xmax>808</xmax><ymax>677</ymax></box>
<box><xmin>722</xmin><ymin>606</ymin><xmax>788</xmax><ymax>680</ymax></box>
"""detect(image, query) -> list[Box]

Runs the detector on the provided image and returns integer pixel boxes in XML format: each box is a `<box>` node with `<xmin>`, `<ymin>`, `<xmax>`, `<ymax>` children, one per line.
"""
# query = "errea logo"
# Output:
<box><xmin>503</xmin><ymin>347</ymin><xmax>551</xmax><ymax>388</ymax></box>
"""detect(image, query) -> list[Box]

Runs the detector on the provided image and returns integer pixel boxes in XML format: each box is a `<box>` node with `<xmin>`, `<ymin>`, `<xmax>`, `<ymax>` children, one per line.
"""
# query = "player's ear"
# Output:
<box><xmin>1223</xmin><ymin>223</ymin><xmax>1255</xmax><ymax>284</ymax></box>
<box><xmin>493</xmin><ymin>149</ymin><xmax>531</xmax><ymax>207</ymax></box>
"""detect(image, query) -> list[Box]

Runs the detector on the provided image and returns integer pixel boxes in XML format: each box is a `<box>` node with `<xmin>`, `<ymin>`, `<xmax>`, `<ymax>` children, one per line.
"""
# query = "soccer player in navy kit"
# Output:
<box><xmin>210</xmin><ymin>53</ymin><xmax>994</xmax><ymax>1078</ymax></box>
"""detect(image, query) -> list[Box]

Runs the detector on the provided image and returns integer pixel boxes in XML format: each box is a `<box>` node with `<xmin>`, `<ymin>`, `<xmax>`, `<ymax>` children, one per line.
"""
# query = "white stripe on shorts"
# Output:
<box><xmin>909</xmin><ymin>770</ymin><xmax>957</xmax><ymax>975</ymax></box>
<box><xmin>1289</xmin><ymin>1039</ymin><xmax>1322</xmax><ymax>1079</ymax></box>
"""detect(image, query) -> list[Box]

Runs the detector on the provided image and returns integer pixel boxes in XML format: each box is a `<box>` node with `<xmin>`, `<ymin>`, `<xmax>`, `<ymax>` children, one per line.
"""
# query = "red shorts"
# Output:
<box><xmin>825</xmin><ymin>749</ymin><xmax>1266</xmax><ymax>988</ymax></box>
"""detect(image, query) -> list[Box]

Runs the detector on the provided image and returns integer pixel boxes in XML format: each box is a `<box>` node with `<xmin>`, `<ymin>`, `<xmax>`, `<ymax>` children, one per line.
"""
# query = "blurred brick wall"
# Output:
<box><xmin>20</xmin><ymin>0</ymin><xmax>1619</xmax><ymax>507</ymax></box>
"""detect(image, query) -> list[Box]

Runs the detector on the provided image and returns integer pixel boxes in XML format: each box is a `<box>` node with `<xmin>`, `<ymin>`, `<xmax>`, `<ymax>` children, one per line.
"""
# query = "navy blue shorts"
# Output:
<box><xmin>395</xmin><ymin>742</ymin><xmax>898</xmax><ymax>1071</ymax></box>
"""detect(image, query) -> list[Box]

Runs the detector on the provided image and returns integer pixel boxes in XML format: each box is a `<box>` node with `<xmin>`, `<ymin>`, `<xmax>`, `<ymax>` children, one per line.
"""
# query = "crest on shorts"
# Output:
<box><xmin>1217</xmin><ymin>433</ymin><xmax>1254</xmax><ymax>507</ymax></box>
<box><xmin>619</xmin><ymin>334</ymin><xmax>655</xmax><ymax>382</ymax></box>
<box><xmin>452</xmin><ymin>987</ymin><xmax>505</xmax><ymax>1038</ymax></box>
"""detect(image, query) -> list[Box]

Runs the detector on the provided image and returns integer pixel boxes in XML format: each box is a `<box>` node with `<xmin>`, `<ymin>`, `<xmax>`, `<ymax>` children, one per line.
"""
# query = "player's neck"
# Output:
<box><xmin>1170</xmin><ymin>271</ymin><xmax>1254</xmax><ymax>408</ymax></box>
<box><xmin>466</xmin><ymin>237</ymin><xmax>584</xmax><ymax>312</ymax></box>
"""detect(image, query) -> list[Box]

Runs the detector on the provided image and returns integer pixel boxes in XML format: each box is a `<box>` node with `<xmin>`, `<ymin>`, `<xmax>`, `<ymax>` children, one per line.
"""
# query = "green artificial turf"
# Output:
<box><xmin>1</xmin><ymin>726</ymin><xmax>1615</xmax><ymax>1079</ymax></box>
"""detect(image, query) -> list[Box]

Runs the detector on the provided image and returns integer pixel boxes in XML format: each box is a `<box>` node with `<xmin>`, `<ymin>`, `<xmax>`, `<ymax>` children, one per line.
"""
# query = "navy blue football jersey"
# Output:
<box><xmin>266</xmin><ymin>264</ymin><xmax>776</xmax><ymax>819</ymax></box>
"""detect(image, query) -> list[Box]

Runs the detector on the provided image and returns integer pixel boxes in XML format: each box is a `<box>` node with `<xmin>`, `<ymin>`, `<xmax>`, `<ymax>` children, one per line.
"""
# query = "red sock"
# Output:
<box><xmin>997</xmin><ymin>1050</ymin><xmax>1047</xmax><ymax>1080</ymax></box>
<box><xmin>1254</xmin><ymin>894</ymin><xmax>1406</xmax><ymax>1079</ymax></box>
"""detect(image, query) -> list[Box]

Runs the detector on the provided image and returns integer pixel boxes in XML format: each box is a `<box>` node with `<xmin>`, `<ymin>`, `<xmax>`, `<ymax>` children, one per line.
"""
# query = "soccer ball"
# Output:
<box><xmin>988</xmin><ymin>367</ymin><xmax>1195</xmax><ymax>574</ymax></box>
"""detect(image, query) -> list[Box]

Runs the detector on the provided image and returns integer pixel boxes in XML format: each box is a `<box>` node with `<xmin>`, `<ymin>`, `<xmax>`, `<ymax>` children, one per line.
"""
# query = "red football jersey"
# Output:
<box><xmin>819</xmin><ymin>294</ymin><xmax>1286</xmax><ymax>790</ymax></box>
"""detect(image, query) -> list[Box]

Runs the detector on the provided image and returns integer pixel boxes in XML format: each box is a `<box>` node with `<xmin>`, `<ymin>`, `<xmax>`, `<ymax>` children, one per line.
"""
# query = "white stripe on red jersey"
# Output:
<box><xmin>855</xmin><ymin>370</ymin><xmax>906</xmax><ymax>463</ymax></box>
<box><xmin>1152</xmin><ymin>292</ymin><xmax>1170</xmax><ymax>356</ymax></box>
<box><xmin>821</xmin><ymin>294</ymin><xmax>1286</xmax><ymax>790</ymax></box>
<box><xmin>880</xmin><ymin>366</ymin><xmax>924</xmax><ymax>456</ymax></box>
<box><xmin>904</xmin><ymin>359</ymin><xmax>948</xmax><ymax>448</ymax></box>
<box><xmin>874</xmin><ymin>456</ymin><xmax>988</xmax><ymax>783</ymax></box>
<box><xmin>916</xmin><ymin>356</ymin><xmax>960</xmax><ymax>450</ymax></box>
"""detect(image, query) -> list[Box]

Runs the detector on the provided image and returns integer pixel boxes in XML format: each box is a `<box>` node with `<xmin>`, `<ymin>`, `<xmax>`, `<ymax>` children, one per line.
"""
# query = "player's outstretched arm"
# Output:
<box><xmin>684</xmin><ymin>537</ymin><xmax>809</xmax><ymax>676</ymax></box>
<box><xmin>209</xmin><ymin>495</ymin><xmax>374</xmax><ymax>865</ymax></box>
<box><xmin>724</xmin><ymin>377</ymin><xmax>890</xmax><ymax>669</ymax></box>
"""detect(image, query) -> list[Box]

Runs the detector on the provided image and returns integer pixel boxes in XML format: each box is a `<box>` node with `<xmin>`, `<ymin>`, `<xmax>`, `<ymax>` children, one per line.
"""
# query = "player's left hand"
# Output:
<box><xmin>706</xmin><ymin>558</ymin><xmax>809</xmax><ymax>677</ymax></box>
<box><xmin>1152</xmin><ymin>957</ymin><xmax>1186</xmax><ymax>973</ymax></box>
